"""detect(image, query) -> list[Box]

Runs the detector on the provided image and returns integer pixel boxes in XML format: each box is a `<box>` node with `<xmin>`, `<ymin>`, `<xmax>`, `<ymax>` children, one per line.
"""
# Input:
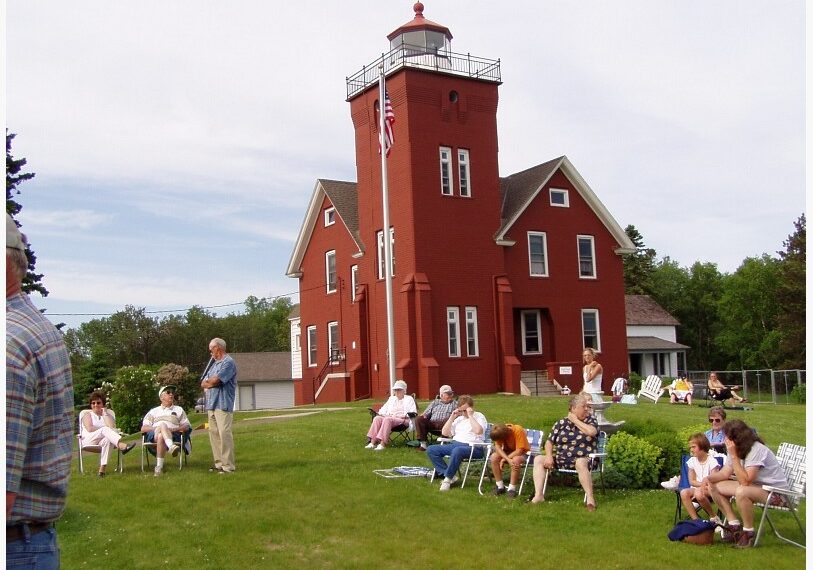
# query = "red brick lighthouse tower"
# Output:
<box><xmin>345</xmin><ymin>2</ymin><xmax>517</xmax><ymax>398</ymax></box>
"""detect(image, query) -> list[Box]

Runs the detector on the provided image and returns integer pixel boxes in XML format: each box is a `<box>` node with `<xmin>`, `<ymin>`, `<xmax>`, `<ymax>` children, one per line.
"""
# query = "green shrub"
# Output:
<box><xmin>618</xmin><ymin>418</ymin><xmax>674</xmax><ymax>438</ymax></box>
<box><xmin>109</xmin><ymin>364</ymin><xmax>160</xmax><ymax>434</ymax></box>
<box><xmin>790</xmin><ymin>383</ymin><xmax>805</xmax><ymax>404</ymax></box>
<box><xmin>627</xmin><ymin>372</ymin><xmax>642</xmax><ymax>394</ymax></box>
<box><xmin>605</xmin><ymin>431</ymin><xmax>663</xmax><ymax>489</ymax></box>
<box><xmin>676</xmin><ymin>424</ymin><xmax>710</xmax><ymax>449</ymax></box>
<box><xmin>154</xmin><ymin>363</ymin><xmax>200</xmax><ymax>412</ymax></box>
<box><xmin>642</xmin><ymin>431</ymin><xmax>683</xmax><ymax>481</ymax></box>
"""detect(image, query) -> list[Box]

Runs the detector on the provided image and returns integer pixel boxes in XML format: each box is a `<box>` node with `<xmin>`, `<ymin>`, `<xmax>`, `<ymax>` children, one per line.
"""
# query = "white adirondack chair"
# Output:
<box><xmin>637</xmin><ymin>375</ymin><xmax>665</xmax><ymax>403</ymax></box>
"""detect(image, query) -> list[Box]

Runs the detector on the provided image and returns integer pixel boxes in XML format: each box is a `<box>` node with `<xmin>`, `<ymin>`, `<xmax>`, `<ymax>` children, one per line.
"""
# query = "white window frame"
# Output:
<box><xmin>520</xmin><ymin>309</ymin><xmax>542</xmax><ymax>355</ymax></box>
<box><xmin>527</xmin><ymin>231</ymin><xmax>549</xmax><ymax>277</ymax></box>
<box><xmin>307</xmin><ymin>325</ymin><xmax>317</xmax><ymax>367</ymax></box>
<box><xmin>465</xmin><ymin>306</ymin><xmax>479</xmax><ymax>357</ymax></box>
<box><xmin>328</xmin><ymin>321</ymin><xmax>339</xmax><ymax>363</ymax></box>
<box><xmin>447</xmin><ymin>307</ymin><xmax>461</xmax><ymax>358</ymax></box>
<box><xmin>376</xmin><ymin>228</ymin><xmax>395</xmax><ymax>280</ymax></box>
<box><xmin>458</xmin><ymin>149</ymin><xmax>471</xmax><ymax>197</ymax></box>
<box><xmin>549</xmin><ymin>188</ymin><xmax>569</xmax><ymax>207</ymax></box>
<box><xmin>581</xmin><ymin>309</ymin><xmax>601</xmax><ymax>352</ymax></box>
<box><xmin>577</xmin><ymin>235</ymin><xmax>597</xmax><ymax>279</ymax></box>
<box><xmin>325</xmin><ymin>250</ymin><xmax>337</xmax><ymax>293</ymax></box>
<box><xmin>350</xmin><ymin>265</ymin><xmax>358</xmax><ymax>302</ymax></box>
<box><xmin>439</xmin><ymin>146</ymin><xmax>453</xmax><ymax>196</ymax></box>
<box><xmin>324</xmin><ymin>207</ymin><xmax>336</xmax><ymax>226</ymax></box>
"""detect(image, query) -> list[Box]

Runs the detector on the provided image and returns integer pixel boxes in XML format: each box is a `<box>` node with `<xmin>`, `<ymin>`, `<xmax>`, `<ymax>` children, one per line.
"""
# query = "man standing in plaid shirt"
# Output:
<box><xmin>6</xmin><ymin>214</ymin><xmax>74</xmax><ymax>568</ymax></box>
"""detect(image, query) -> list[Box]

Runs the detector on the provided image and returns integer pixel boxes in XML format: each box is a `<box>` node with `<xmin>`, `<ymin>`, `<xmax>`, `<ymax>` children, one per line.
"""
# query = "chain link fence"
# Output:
<box><xmin>686</xmin><ymin>369</ymin><xmax>805</xmax><ymax>404</ymax></box>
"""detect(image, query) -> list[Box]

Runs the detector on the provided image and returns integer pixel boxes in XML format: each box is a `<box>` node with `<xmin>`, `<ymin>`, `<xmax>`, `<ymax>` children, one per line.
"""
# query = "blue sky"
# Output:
<box><xmin>5</xmin><ymin>1</ymin><xmax>805</xmax><ymax>331</ymax></box>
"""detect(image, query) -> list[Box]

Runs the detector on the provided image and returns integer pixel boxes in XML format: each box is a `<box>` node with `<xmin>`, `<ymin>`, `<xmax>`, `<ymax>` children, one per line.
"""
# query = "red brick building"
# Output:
<box><xmin>287</xmin><ymin>4</ymin><xmax>635</xmax><ymax>404</ymax></box>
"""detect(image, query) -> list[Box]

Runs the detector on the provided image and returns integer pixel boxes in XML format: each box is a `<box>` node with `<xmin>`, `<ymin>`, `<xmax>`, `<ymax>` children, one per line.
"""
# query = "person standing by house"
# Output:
<box><xmin>6</xmin><ymin>214</ymin><xmax>74</xmax><ymax>568</ymax></box>
<box><xmin>201</xmin><ymin>338</ymin><xmax>237</xmax><ymax>474</ymax></box>
<box><xmin>581</xmin><ymin>347</ymin><xmax>603</xmax><ymax>394</ymax></box>
<box><xmin>414</xmin><ymin>384</ymin><xmax>457</xmax><ymax>450</ymax></box>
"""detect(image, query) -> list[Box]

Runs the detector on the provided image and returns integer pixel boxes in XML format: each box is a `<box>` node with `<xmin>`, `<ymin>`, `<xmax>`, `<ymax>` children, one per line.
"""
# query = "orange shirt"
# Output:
<box><xmin>494</xmin><ymin>424</ymin><xmax>530</xmax><ymax>454</ymax></box>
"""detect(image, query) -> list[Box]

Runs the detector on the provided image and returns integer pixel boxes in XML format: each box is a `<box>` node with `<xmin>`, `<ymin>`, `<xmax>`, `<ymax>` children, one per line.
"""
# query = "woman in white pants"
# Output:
<box><xmin>80</xmin><ymin>391</ymin><xmax>136</xmax><ymax>476</ymax></box>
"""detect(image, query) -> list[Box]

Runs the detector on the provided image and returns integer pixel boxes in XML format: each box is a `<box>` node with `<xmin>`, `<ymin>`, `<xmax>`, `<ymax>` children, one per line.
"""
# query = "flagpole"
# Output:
<box><xmin>379</xmin><ymin>65</ymin><xmax>397</xmax><ymax>394</ymax></box>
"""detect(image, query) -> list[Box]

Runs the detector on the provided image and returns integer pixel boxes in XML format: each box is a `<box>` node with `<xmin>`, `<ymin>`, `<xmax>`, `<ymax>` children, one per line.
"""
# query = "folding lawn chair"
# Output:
<box><xmin>541</xmin><ymin>431</ymin><xmax>607</xmax><ymax>503</ymax></box>
<box><xmin>753</xmin><ymin>442</ymin><xmax>806</xmax><ymax>548</ymax></box>
<box><xmin>431</xmin><ymin>423</ymin><xmax>493</xmax><ymax>489</ymax></box>
<box><xmin>77</xmin><ymin>409</ymin><xmax>123</xmax><ymax>474</ymax></box>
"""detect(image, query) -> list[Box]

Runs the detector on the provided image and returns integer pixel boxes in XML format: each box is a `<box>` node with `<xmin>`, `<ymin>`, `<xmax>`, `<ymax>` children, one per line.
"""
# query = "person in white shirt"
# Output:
<box><xmin>581</xmin><ymin>348</ymin><xmax>603</xmax><ymax>393</ymax></box>
<box><xmin>680</xmin><ymin>433</ymin><xmax>720</xmax><ymax>520</ymax></box>
<box><xmin>365</xmin><ymin>380</ymin><xmax>417</xmax><ymax>450</ymax></box>
<box><xmin>706</xmin><ymin>419</ymin><xmax>789</xmax><ymax>548</ymax></box>
<box><xmin>425</xmin><ymin>395</ymin><xmax>487</xmax><ymax>492</ymax></box>
<box><xmin>80</xmin><ymin>391</ymin><xmax>136</xmax><ymax>477</ymax></box>
<box><xmin>140</xmin><ymin>385</ymin><xmax>191</xmax><ymax>476</ymax></box>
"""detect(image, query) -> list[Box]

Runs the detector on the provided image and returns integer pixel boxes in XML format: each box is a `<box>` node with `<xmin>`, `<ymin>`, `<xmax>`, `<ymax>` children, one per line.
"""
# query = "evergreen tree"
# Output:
<box><xmin>775</xmin><ymin>214</ymin><xmax>805</xmax><ymax>368</ymax></box>
<box><xmin>622</xmin><ymin>224</ymin><xmax>656</xmax><ymax>295</ymax></box>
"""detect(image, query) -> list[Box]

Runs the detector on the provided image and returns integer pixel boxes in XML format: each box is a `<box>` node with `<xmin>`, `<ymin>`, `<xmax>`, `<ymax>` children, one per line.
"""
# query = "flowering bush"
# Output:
<box><xmin>109</xmin><ymin>365</ymin><xmax>159</xmax><ymax>434</ymax></box>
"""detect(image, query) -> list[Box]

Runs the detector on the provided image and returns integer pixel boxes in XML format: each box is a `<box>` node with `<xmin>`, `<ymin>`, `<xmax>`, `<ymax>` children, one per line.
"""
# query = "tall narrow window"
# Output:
<box><xmin>577</xmin><ymin>235</ymin><xmax>596</xmax><ymax>278</ymax></box>
<box><xmin>439</xmin><ymin>147</ymin><xmax>453</xmax><ymax>195</ymax></box>
<box><xmin>447</xmin><ymin>307</ymin><xmax>460</xmax><ymax>357</ymax></box>
<box><xmin>458</xmin><ymin>149</ymin><xmax>471</xmax><ymax>197</ymax></box>
<box><xmin>376</xmin><ymin>228</ymin><xmax>395</xmax><ymax>279</ymax></box>
<box><xmin>465</xmin><ymin>306</ymin><xmax>479</xmax><ymax>357</ymax></box>
<box><xmin>581</xmin><ymin>309</ymin><xmax>601</xmax><ymax>351</ymax></box>
<box><xmin>325</xmin><ymin>250</ymin><xmax>337</xmax><ymax>293</ymax></box>
<box><xmin>521</xmin><ymin>310</ymin><xmax>542</xmax><ymax>355</ymax></box>
<box><xmin>324</xmin><ymin>207</ymin><xmax>336</xmax><ymax>226</ymax></box>
<box><xmin>307</xmin><ymin>326</ymin><xmax>317</xmax><ymax>367</ymax></box>
<box><xmin>350</xmin><ymin>265</ymin><xmax>358</xmax><ymax>302</ymax></box>
<box><xmin>528</xmin><ymin>232</ymin><xmax>548</xmax><ymax>277</ymax></box>
<box><xmin>328</xmin><ymin>321</ymin><xmax>340</xmax><ymax>363</ymax></box>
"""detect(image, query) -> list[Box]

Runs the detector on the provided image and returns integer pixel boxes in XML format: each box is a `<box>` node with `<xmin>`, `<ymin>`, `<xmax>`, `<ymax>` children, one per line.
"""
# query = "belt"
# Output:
<box><xmin>6</xmin><ymin>522</ymin><xmax>54</xmax><ymax>542</ymax></box>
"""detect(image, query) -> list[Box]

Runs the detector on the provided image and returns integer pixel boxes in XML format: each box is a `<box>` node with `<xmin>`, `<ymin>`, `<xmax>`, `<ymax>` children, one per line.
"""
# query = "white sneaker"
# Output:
<box><xmin>660</xmin><ymin>475</ymin><xmax>679</xmax><ymax>490</ymax></box>
<box><xmin>169</xmin><ymin>444</ymin><xmax>180</xmax><ymax>458</ymax></box>
<box><xmin>154</xmin><ymin>466</ymin><xmax>163</xmax><ymax>477</ymax></box>
<box><xmin>439</xmin><ymin>480</ymin><xmax>452</xmax><ymax>492</ymax></box>
<box><xmin>450</xmin><ymin>475</ymin><xmax>460</xmax><ymax>486</ymax></box>
<box><xmin>374</xmin><ymin>443</ymin><xmax>386</xmax><ymax>451</ymax></box>
<box><xmin>364</xmin><ymin>442</ymin><xmax>375</xmax><ymax>449</ymax></box>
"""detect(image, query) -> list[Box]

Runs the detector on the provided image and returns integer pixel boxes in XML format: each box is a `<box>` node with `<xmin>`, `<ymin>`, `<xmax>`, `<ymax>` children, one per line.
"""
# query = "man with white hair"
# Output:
<box><xmin>414</xmin><ymin>384</ymin><xmax>457</xmax><ymax>450</ymax></box>
<box><xmin>6</xmin><ymin>214</ymin><xmax>74</xmax><ymax>567</ymax></box>
<box><xmin>201</xmin><ymin>338</ymin><xmax>237</xmax><ymax>473</ymax></box>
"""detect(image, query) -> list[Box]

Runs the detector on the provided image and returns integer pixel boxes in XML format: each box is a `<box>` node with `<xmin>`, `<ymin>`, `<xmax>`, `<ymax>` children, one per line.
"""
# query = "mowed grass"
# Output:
<box><xmin>61</xmin><ymin>396</ymin><xmax>806</xmax><ymax>569</ymax></box>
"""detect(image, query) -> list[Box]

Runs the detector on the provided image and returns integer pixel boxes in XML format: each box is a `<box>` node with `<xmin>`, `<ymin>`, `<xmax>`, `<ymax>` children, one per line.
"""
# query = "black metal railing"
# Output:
<box><xmin>346</xmin><ymin>44</ymin><xmax>500</xmax><ymax>99</ymax></box>
<box><xmin>312</xmin><ymin>347</ymin><xmax>347</xmax><ymax>404</ymax></box>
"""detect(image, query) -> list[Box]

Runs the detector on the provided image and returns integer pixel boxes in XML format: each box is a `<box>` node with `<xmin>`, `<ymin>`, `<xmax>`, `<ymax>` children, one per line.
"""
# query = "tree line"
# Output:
<box><xmin>622</xmin><ymin>216</ymin><xmax>805</xmax><ymax>372</ymax></box>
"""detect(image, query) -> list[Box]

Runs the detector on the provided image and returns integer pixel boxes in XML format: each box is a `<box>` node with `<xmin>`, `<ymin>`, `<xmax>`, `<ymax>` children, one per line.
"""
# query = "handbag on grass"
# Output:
<box><xmin>667</xmin><ymin>519</ymin><xmax>716</xmax><ymax>545</ymax></box>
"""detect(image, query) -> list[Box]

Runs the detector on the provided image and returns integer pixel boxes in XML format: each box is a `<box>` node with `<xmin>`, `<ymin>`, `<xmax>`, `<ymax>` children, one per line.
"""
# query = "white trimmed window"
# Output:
<box><xmin>328</xmin><ymin>321</ymin><xmax>340</xmax><ymax>363</ymax></box>
<box><xmin>521</xmin><ymin>310</ymin><xmax>542</xmax><ymax>355</ymax></box>
<box><xmin>458</xmin><ymin>149</ymin><xmax>471</xmax><ymax>197</ymax></box>
<box><xmin>447</xmin><ymin>307</ymin><xmax>461</xmax><ymax>357</ymax></box>
<box><xmin>528</xmin><ymin>232</ymin><xmax>549</xmax><ymax>277</ymax></box>
<box><xmin>465</xmin><ymin>306</ymin><xmax>479</xmax><ymax>357</ymax></box>
<box><xmin>325</xmin><ymin>250</ymin><xmax>337</xmax><ymax>293</ymax></box>
<box><xmin>549</xmin><ymin>188</ymin><xmax>569</xmax><ymax>207</ymax></box>
<box><xmin>324</xmin><ymin>207</ymin><xmax>336</xmax><ymax>226</ymax></box>
<box><xmin>581</xmin><ymin>309</ymin><xmax>601</xmax><ymax>352</ymax></box>
<box><xmin>439</xmin><ymin>146</ymin><xmax>453</xmax><ymax>195</ymax></box>
<box><xmin>307</xmin><ymin>325</ymin><xmax>317</xmax><ymax>367</ymax></box>
<box><xmin>376</xmin><ymin>228</ymin><xmax>395</xmax><ymax>279</ymax></box>
<box><xmin>350</xmin><ymin>265</ymin><xmax>358</xmax><ymax>302</ymax></box>
<box><xmin>577</xmin><ymin>235</ymin><xmax>596</xmax><ymax>278</ymax></box>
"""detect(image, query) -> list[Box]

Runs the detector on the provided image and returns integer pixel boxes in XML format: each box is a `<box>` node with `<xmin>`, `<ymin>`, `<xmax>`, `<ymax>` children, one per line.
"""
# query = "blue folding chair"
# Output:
<box><xmin>674</xmin><ymin>453</ymin><xmax>724</xmax><ymax>523</ymax></box>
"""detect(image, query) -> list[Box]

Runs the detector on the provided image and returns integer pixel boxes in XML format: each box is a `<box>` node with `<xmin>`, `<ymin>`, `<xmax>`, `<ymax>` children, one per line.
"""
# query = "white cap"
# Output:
<box><xmin>158</xmin><ymin>385</ymin><xmax>177</xmax><ymax>397</ymax></box>
<box><xmin>393</xmin><ymin>380</ymin><xmax>408</xmax><ymax>391</ymax></box>
<box><xmin>6</xmin><ymin>214</ymin><xmax>25</xmax><ymax>251</ymax></box>
<box><xmin>439</xmin><ymin>384</ymin><xmax>453</xmax><ymax>395</ymax></box>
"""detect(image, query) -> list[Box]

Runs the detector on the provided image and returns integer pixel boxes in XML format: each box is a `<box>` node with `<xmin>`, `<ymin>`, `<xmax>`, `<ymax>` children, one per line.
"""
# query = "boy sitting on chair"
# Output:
<box><xmin>488</xmin><ymin>424</ymin><xmax>530</xmax><ymax>498</ymax></box>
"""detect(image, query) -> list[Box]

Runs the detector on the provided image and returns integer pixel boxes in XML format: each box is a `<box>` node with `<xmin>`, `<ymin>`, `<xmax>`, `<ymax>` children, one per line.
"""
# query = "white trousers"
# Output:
<box><xmin>82</xmin><ymin>427</ymin><xmax>122</xmax><ymax>466</ymax></box>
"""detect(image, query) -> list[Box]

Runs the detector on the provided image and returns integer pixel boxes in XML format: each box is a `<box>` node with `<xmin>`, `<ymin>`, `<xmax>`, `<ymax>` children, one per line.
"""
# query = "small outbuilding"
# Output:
<box><xmin>231</xmin><ymin>352</ymin><xmax>294</xmax><ymax>410</ymax></box>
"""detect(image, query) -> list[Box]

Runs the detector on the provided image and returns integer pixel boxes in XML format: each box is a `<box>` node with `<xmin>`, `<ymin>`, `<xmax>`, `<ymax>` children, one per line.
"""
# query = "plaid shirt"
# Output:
<box><xmin>422</xmin><ymin>398</ymin><xmax>457</xmax><ymax>423</ymax></box>
<box><xmin>6</xmin><ymin>292</ymin><xmax>74</xmax><ymax>524</ymax></box>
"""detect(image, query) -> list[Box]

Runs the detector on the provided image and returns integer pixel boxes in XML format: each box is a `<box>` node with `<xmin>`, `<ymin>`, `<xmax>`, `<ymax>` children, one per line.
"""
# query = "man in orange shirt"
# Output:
<box><xmin>489</xmin><ymin>424</ymin><xmax>530</xmax><ymax>498</ymax></box>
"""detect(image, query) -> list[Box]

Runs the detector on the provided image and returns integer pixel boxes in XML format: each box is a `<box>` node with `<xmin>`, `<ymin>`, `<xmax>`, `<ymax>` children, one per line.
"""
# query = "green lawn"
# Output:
<box><xmin>61</xmin><ymin>396</ymin><xmax>806</xmax><ymax>569</ymax></box>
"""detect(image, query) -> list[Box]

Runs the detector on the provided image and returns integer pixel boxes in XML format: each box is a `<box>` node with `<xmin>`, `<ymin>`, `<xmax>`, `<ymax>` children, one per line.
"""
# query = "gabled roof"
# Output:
<box><xmin>286</xmin><ymin>179</ymin><xmax>362</xmax><ymax>278</ymax></box>
<box><xmin>627</xmin><ymin>336</ymin><xmax>690</xmax><ymax>351</ymax></box>
<box><xmin>287</xmin><ymin>303</ymin><xmax>300</xmax><ymax>320</ymax></box>
<box><xmin>625</xmin><ymin>295</ymin><xmax>680</xmax><ymax>326</ymax></box>
<box><xmin>496</xmin><ymin>155</ymin><xmax>635</xmax><ymax>253</ymax></box>
<box><xmin>231</xmin><ymin>352</ymin><xmax>292</xmax><ymax>382</ymax></box>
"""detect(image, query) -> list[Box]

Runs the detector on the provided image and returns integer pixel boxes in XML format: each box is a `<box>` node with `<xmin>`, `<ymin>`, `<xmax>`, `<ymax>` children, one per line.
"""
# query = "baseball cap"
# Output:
<box><xmin>158</xmin><ymin>385</ymin><xmax>177</xmax><ymax>397</ymax></box>
<box><xmin>393</xmin><ymin>380</ymin><xmax>408</xmax><ymax>391</ymax></box>
<box><xmin>6</xmin><ymin>214</ymin><xmax>25</xmax><ymax>251</ymax></box>
<box><xmin>439</xmin><ymin>384</ymin><xmax>454</xmax><ymax>395</ymax></box>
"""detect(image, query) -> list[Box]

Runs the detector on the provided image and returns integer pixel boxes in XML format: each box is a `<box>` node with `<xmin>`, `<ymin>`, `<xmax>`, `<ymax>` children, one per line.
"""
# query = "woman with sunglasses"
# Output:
<box><xmin>704</xmin><ymin>407</ymin><xmax>727</xmax><ymax>454</ymax></box>
<box><xmin>80</xmin><ymin>391</ymin><xmax>136</xmax><ymax>476</ymax></box>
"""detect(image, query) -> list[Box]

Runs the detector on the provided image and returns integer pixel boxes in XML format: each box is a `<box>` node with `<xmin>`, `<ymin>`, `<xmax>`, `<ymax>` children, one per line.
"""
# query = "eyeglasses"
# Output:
<box><xmin>91</xmin><ymin>401</ymin><xmax>103</xmax><ymax>406</ymax></box>
<box><xmin>709</xmin><ymin>418</ymin><xmax>722</xmax><ymax>424</ymax></box>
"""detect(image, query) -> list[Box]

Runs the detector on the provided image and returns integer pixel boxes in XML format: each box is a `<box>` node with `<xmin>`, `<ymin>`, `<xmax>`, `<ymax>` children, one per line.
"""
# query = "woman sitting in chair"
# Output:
<box><xmin>80</xmin><ymin>391</ymin><xmax>136</xmax><ymax>477</ymax></box>
<box><xmin>528</xmin><ymin>394</ymin><xmax>599</xmax><ymax>510</ymax></box>
<box><xmin>706</xmin><ymin>419</ymin><xmax>788</xmax><ymax>548</ymax></box>
<box><xmin>704</xmin><ymin>407</ymin><xmax>727</xmax><ymax>453</ymax></box>
<box><xmin>365</xmin><ymin>380</ymin><xmax>416</xmax><ymax>450</ymax></box>
<box><xmin>708</xmin><ymin>372</ymin><xmax>745</xmax><ymax>404</ymax></box>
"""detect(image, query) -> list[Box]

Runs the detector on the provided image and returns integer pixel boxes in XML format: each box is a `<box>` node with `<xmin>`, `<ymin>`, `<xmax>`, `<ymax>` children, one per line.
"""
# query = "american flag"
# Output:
<box><xmin>380</xmin><ymin>90</ymin><xmax>395</xmax><ymax>157</ymax></box>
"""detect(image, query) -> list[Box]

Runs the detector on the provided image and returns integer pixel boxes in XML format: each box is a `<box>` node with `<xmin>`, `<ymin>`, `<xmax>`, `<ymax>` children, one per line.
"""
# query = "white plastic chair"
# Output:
<box><xmin>77</xmin><ymin>409</ymin><xmax>123</xmax><ymax>474</ymax></box>
<box><xmin>541</xmin><ymin>431</ymin><xmax>608</xmax><ymax>503</ymax></box>
<box><xmin>754</xmin><ymin>442</ymin><xmax>806</xmax><ymax>548</ymax></box>
<box><xmin>636</xmin><ymin>375</ymin><xmax>665</xmax><ymax>403</ymax></box>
